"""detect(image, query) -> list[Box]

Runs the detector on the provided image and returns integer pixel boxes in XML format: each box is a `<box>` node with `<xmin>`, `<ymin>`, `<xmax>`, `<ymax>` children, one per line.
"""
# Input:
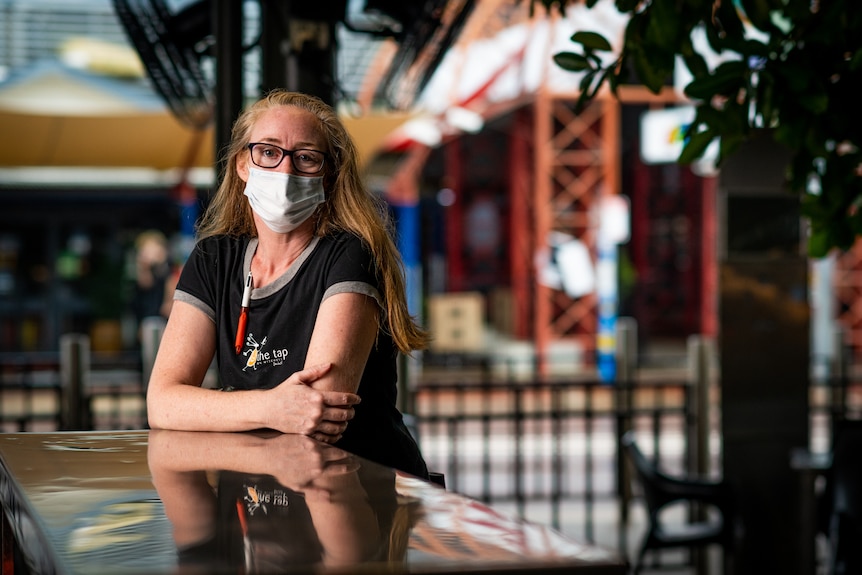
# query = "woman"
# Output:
<box><xmin>147</xmin><ymin>90</ymin><xmax>430</xmax><ymax>478</ymax></box>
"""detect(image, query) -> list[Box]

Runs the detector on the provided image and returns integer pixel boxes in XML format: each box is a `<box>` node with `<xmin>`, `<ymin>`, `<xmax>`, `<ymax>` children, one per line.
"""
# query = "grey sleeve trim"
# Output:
<box><xmin>174</xmin><ymin>289</ymin><xmax>216</xmax><ymax>323</ymax></box>
<box><xmin>323</xmin><ymin>281</ymin><xmax>383</xmax><ymax>309</ymax></box>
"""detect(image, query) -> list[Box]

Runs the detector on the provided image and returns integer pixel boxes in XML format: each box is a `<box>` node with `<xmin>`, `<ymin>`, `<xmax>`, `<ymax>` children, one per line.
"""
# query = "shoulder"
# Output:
<box><xmin>320</xmin><ymin>230</ymin><xmax>364</xmax><ymax>247</ymax></box>
<box><xmin>311</xmin><ymin>231</ymin><xmax>372</xmax><ymax>263</ymax></box>
<box><xmin>182</xmin><ymin>235</ymin><xmax>249</xmax><ymax>284</ymax></box>
<box><xmin>195</xmin><ymin>234</ymin><xmax>247</xmax><ymax>250</ymax></box>
<box><xmin>311</xmin><ymin>232</ymin><xmax>379</xmax><ymax>284</ymax></box>
<box><xmin>192</xmin><ymin>235</ymin><xmax>248</xmax><ymax>258</ymax></box>
<box><xmin>321</xmin><ymin>231</ymin><xmax>372</xmax><ymax>257</ymax></box>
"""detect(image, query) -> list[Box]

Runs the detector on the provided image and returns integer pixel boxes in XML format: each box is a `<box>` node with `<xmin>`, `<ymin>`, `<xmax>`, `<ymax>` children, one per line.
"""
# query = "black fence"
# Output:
<box><xmin>4</xmin><ymin>339</ymin><xmax>862</xmax><ymax>548</ymax></box>
<box><xmin>411</xmin><ymin>375</ymin><xmax>696</xmax><ymax>537</ymax></box>
<box><xmin>0</xmin><ymin>346</ymin><xmax>147</xmax><ymax>432</ymax></box>
<box><xmin>0</xmin><ymin>351</ymin><xmax>63</xmax><ymax>431</ymax></box>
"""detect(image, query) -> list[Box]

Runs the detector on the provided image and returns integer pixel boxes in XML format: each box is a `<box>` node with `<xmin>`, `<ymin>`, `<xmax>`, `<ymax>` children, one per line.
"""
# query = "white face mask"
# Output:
<box><xmin>243</xmin><ymin>167</ymin><xmax>325</xmax><ymax>233</ymax></box>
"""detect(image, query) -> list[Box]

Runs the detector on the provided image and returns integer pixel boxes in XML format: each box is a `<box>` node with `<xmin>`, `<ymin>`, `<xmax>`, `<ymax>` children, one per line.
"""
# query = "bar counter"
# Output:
<box><xmin>0</xmin><ymin>430</ymin><xmax>626</xmax><ymax>574</ymax></box>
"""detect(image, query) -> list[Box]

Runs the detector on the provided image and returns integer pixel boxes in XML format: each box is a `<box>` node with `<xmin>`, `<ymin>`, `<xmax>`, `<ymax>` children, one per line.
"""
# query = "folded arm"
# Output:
<box><xmin>146</xmin><ymin>301</ymin><xmax>359</xmax><ymax>440</ymax></box>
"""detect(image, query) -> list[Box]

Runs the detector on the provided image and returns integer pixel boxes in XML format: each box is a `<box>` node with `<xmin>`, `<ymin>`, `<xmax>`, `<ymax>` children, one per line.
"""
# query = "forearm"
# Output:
<box><xmin>306</xmin><ymin>472</ymin><xmax>382</xmax><ymax>564</ymax></box>
<box><xmin>148</xmin><ymin>363</ymin><xmax>356</xmax><ymax>438</ymax></box>
<box><xmin>149</xmin><ymin>465</ymin><xmax>217</xmax><ymax>548</ymax></box>
<box><xmin>149</xmin><ymin>429</ymin><xmax>277</xmax><ymax>471</ymax></box>
<box><xmin>147</xmin><ymin>384</ymin><xmax>270</xmax><ymax>432</ymax></box>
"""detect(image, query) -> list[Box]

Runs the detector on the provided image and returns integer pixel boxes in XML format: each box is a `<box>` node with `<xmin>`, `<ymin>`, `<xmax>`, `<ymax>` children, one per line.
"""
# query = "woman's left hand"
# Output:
<box><xmin>265</xmin><ymin>363</ymin><xmax>360</xmax><ymax>442</ymax></box>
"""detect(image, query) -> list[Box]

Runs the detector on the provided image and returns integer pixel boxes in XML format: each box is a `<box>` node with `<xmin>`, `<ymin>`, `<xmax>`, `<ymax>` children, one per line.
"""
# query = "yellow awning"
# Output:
<box><xmin>0</xmin><ymin>110</ymin><xmax>212</xmax><ymax>170</ymax></box>
<box><xmin>0</xmin><ymin>110</ymin><xmax>409</xmax><ymax>171</ymax></box>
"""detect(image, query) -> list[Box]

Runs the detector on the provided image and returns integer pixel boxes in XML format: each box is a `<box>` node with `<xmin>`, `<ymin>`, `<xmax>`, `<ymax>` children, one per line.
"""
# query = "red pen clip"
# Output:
<box><xmin>234</xmin><ymin>271</ymin><xmax>252</xmax><ymax>354</ymax></box>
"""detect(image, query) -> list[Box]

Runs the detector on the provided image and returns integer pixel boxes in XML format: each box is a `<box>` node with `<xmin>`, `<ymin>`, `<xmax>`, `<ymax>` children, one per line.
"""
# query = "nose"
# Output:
<box><xmin>275</xmin><ymin>152</ymin><xmax>296</xmax><ymax>175</ymax></box>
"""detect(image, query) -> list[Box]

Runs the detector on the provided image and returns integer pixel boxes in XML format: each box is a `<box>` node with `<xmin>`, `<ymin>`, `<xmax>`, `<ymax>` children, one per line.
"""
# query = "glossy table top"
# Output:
<box><xmin>0</xmin><ymin>430</ymin><xmax>626</xmax><ymax>575</ymax></box>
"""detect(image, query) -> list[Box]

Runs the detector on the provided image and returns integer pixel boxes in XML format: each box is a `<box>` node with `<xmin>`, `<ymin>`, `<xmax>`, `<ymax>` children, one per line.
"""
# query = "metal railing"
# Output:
<box><xmin>412</xmin><ymin>373</ymin><xmax>695</xmax><ymax>537</ymax></box>
<box><xmin>4</xmin><ymin>328</ymin><xmax>862</xmax><ymax>543</ymax></box>
<box><xmin>0</xmin><ymin>350</ymin><xmax>63</xmax><ymax>431</ymax></box>
<box><xmin>0</xmin><ymin>334</ymin><xmax>148</xmax><ymax>432</ymax></box>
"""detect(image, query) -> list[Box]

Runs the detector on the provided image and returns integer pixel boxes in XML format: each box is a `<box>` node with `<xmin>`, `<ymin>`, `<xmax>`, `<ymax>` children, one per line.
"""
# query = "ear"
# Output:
<box><xmin>237</xmin><ymin>154</ymin><xmax>250</xmax><ymax>182</ymax></box>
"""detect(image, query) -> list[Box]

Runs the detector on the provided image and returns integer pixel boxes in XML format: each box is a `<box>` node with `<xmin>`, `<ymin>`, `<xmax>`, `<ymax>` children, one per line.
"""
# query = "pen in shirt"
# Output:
<box><xmin>235</xmin><ymin>271</ymin><xmax>252</xmax><ymax>354</ymax></box>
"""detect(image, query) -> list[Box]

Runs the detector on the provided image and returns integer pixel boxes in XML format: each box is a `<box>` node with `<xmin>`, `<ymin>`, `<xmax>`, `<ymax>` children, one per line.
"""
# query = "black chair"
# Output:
<box><xmin>621</xmin><ymin>430</ymin><xmax>735</xmax><ymax>574</ymax></box>
<box><xmin>822</xmin><ymin>419</ymin><xmax>862</xmax><ymax>575</ymax></box>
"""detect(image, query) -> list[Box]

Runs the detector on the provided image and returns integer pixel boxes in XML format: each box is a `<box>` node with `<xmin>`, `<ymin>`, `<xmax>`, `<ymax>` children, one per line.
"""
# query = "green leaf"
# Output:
<box><xmin>806</xmin><ymin>228</ymin><xmax>831</xmax><ymax>258</ymax></box>
<box><xmin>774</xmin><ymin>120</ymin><xmax>805</xmax><ymax>151</ymax></box>
<box><xmin>708</xmin><ymin>0</ymin><xmax>746</xmax><ymax>50</ymax></box>
<box><xmin>797</xmin><ymin>87</ymin><xmax>829</xmax><ymax>115</ymax></box>
<box><xmin>679</xmin><ymin>38</ymin><xmax>709</xmax><ymax>77</ymax></box>
<box><xmin>679</xmin><ymin>129</ymin><xmax>716</xmax><ymax>164</ymax></box>
<box><xmin>632</xmin><ymin>48</ymin><xmax>667</xmax><ymax>93</ymax></box>
<box><xmin>692</xmin><ymin>102</ymin><xmax>725</xmax><ymax>128</ymax></box>
<box><xmin>584</xmin><ymin>67</ymin><xmax>613</xmax><ymax>100</ymax></box>
<box><xmin>683</xmin><ymin>60</ymin><xmax>746</xmax><ymax>100</ymax></box>
<box><xmin>778</xmin><ymin>62</ymin><xmax>813</xmax><ymax>94</ymax></box>
<box><xmin>553</xmin><ymin>52</ymin><xmax>593</xmax><ymax>72</ymax></box>
<box><xmin>754</xmin><ymin>71</ymin><xmax>775</xmax><ymax>125</ymax></box>
<box><xmin>579</xmin><ymin>69</ymin><xmax>596</xmax><ymax>93</ymax></box>
<box><xmin>570</xmin><ymin>31</ymin><xmax>612</xmax><ymax>51</ymax></box>
<box><xmin>592</xmin><ymin>59</ymin><xmax>621</xmax><ymax>95</ymax></box>
<box><xmin>740</xmin><ymin>38</ymin><xmax>770</xmax><ymax>59</ymax></box>
<box><xmin>575</xmin><ymin>87</ymin><xmax>593</xmax><ymax>113</ymax></box>
<box><xmin>644</xmin><ymin>0</ymin><xmax>681</xmax><ymax>53</ymax></box>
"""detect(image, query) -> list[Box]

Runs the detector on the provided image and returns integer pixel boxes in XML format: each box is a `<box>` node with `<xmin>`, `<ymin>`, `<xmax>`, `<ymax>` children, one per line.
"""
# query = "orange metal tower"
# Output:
<box><xmin>529</xmin><ymin>93</ymin><xmax>620</xmax><ymax>370</ymax></box>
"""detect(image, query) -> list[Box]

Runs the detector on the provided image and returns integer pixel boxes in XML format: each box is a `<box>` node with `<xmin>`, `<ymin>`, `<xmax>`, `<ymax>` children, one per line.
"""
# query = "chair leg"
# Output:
<box><xmin>429</xmin><ymin>472</ymin><xmax>446</xmax><ymax>488</ymax></box>
<box><xmin>631</xmin><ymin>536</ymin><xmax>651</xmax><ymax>575</ymax></box>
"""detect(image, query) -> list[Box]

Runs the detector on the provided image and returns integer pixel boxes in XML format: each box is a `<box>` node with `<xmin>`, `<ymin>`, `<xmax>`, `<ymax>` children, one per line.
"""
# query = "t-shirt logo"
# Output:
<box><xmin>243</xmin><ymin>484</ymin><xmax>268</xmax><ymax>516</ymax></box>
<box><xmin>241</xmin><ymin>334</ymin><xmax>268</xmax><ymax>371</ymax></box>
<box><xmin>239</xmin><ymin>334</ymin><xmax>289</xmax><ymax>370</ymax></box>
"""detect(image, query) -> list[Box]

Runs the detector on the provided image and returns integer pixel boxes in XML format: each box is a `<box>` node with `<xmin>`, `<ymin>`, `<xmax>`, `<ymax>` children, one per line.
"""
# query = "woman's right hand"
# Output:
<box><xmin>266</xmin><ymin>363</ymin><xmax>361</xmax><ymax>443</ymax></box>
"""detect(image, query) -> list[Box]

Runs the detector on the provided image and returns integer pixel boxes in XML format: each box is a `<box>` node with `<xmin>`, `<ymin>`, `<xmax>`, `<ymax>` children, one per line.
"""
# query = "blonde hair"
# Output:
<box><xmin>196</xmin><ymin>90</ymin><xmax>428</xmax><ymax>353</ymax></box>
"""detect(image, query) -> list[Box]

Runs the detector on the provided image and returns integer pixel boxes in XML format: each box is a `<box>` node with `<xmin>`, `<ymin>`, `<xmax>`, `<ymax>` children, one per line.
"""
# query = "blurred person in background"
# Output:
<box><xmin>132</xmin><ymin>230</ymin><xmax>173</xmax><ymax>322</ymax></box>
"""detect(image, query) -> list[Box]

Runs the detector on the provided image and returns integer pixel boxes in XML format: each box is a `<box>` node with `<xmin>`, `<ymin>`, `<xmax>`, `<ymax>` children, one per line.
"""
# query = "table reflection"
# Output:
<box><xmin>148</xmin><ymin>429</ymin><xmax>410</xmax><ymax>573</ymax></box>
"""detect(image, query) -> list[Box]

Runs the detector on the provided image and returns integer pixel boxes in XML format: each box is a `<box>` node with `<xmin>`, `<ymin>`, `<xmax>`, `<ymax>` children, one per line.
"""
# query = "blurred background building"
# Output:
<box><xmin>0</xmin><ymin>0</ymin><xmax>700</xmax><ymax>370</ymax></box>
<box><xmin>0</xmin><ymin>0</ymin><xmax>856</xmax><ymax>378</ymax></box>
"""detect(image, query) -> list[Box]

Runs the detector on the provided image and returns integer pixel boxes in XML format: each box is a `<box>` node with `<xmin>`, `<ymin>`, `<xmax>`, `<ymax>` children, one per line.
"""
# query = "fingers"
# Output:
<box><xmin>310</xmin><ymin>432</ymin><xmax>342</xmax><ymax>444</ymax></box>
<box><xmin>308</xmin><ymin>416</ymin><xmax>350</xmax><ymax>444</ymax></box>
<box><xmin>286</xmin><ymin>365</ymin><xmax>361</xmax><ymax>411</ymax></box>
<box><xmin>320</xmin><ymin>390</ymin><xmax>361</xmax><ymax>407</ymax></box>
<box><xmin>290</xmin><ymin>362</ymin><xmax>332</xmax><ymax>385</ymax></box>
<box><xmin>289</xmin><ymin>365</ymin><xmax>360</xmax><ymax>407</ymax></box>
<box><xmin>321</xmin><ymin>419</ymin><xmax>349</xmax><ymax>436</ymax></box>
<box><xmin>320</xmin><ymin>406</ymin><xmax>356</xmax><ymax>422</ymax></box>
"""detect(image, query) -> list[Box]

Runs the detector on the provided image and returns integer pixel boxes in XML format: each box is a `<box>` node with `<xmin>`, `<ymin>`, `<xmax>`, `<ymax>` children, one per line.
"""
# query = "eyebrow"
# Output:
<box><xmin>256</xmin><ymin>136</ymin><xmax>322</xmax><ymax>150</ymax></box>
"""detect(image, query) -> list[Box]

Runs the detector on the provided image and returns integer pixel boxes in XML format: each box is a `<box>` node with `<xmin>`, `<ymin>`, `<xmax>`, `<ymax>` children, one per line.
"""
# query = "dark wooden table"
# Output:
<box><xmin>0</xmin><ymin>430</ymin><xmax>627</xmax><ymax>575</ymax></box>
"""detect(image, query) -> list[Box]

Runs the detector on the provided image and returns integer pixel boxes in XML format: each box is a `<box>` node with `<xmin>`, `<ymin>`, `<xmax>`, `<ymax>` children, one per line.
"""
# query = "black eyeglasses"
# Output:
<box><xmin>247</xmin><ymin>143</ymin><xmax>326</xmax><ymax>174</ymax></box>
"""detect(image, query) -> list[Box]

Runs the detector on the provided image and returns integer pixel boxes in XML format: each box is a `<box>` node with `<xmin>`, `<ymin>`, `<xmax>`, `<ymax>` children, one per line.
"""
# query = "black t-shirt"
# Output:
<box><xmin>175</xmin><ymin>232</ymin><xmax>428</xmax><ymax>478</ymax></box>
